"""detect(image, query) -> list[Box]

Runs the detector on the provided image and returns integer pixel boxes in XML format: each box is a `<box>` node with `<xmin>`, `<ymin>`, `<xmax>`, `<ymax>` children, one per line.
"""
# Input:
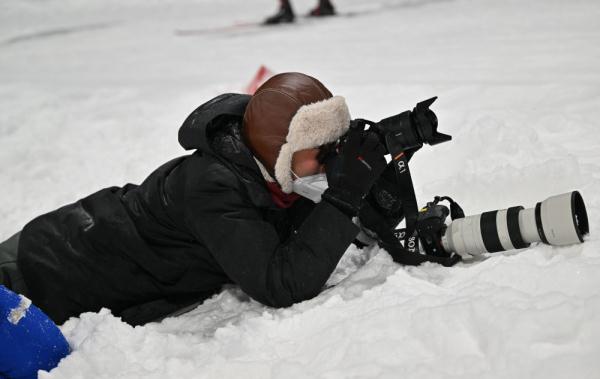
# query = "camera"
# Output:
<box><xmin>348</xmin><ymin>98</ymin><xmax>590</xmax><ymax>266</ymax></box>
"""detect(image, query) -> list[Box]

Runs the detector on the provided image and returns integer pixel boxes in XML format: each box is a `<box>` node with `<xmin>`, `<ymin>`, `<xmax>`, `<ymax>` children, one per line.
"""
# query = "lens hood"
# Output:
<box><xmin>539</xmin><ymin>191</ymin><xmax>589</xmax><ymax>245</ymax></box>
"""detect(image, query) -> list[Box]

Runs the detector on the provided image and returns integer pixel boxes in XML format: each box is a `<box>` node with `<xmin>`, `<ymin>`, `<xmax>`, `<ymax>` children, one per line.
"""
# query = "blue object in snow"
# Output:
<box><xmin>0</xmin><ymin>285</ymin><xmax>70</xmax><ymax>379</ymax></box>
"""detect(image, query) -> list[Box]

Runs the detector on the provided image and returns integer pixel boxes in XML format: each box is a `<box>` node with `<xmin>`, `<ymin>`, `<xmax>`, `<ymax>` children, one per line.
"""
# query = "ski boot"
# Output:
<box><xmin>308</xmin><ymin>0</ymin><xmax>336</xmax><ymax>17</ymax></box>
<box><xmin>264</xmin><ymin>3</ymin><xmax>295</xmax><ymax>25</ymax></box>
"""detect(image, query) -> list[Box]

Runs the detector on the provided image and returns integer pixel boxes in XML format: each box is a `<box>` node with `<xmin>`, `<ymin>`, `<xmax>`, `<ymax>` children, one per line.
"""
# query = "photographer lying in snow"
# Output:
<box><xmin>1</xmin><ymin>72</ymin><xmax>407</xmax><ymax>376</ymax></box>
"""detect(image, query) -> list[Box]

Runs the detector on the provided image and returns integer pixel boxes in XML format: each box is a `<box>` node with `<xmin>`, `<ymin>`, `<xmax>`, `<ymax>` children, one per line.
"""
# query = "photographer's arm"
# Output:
<box><xmin>185</xmin><ymin>166</ymin><xmax>358</xmax><ymax>308</ymax></box>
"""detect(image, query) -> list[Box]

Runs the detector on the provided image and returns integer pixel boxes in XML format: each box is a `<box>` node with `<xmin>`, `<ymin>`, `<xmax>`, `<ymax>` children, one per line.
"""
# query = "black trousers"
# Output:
<box><xmin>0</xmin><ymin>232</ymin><xmax>29</xmax><ymax>296</ymax></box>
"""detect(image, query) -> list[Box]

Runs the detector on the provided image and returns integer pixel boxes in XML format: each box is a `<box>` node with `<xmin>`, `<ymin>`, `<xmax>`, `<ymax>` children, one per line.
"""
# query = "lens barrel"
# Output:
<box><xmin>441</xmin><ymin>191</ymin><xmax>589</xmax><ymax>257</ymax></box>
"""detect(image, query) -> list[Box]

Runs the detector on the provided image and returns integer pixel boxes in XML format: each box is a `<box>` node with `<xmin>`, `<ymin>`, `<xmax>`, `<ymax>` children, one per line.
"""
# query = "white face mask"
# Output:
<box><xmin>291</xmin><ymin>170</ymin><xmax>329</xmax><ymax>203</ymax></box>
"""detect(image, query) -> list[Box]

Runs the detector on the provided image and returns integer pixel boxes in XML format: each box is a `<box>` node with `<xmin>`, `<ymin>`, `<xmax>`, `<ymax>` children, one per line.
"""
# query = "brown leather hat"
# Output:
<box><xmin>243</xmin><ymin>73</ymin><xmax>333</xmax><ymax>173</ymax></box>
<box><xmin>243</xmin><ymin>72</ymin><xmax>351</xmax><ymax>192</ymax></box>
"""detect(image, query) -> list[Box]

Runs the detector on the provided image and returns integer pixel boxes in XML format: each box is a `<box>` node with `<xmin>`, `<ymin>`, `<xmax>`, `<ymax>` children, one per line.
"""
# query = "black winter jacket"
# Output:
<box><xmin>17</xmin><ymin>94</ymin><xmax>359</xmax><ymax>325</ymax></box>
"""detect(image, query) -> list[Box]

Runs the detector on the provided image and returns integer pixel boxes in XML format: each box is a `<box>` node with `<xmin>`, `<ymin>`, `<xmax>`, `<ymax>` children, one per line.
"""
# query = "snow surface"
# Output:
<box><xmin>1</xmin><ymin>0</ymin><xmax>600</xmax><ymax>377</ymax></box>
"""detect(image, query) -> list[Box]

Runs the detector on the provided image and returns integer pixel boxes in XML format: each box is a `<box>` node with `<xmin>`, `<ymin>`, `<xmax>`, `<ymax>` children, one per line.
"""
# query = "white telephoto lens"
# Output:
<box><xmin>441</xmin><ymin>191</ymin><xmax>588</xmax><ymax>257</ymax></box>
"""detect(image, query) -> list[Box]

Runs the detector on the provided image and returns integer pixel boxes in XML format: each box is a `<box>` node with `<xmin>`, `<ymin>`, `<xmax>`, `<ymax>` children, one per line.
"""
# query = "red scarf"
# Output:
<box><xmin>266</xmin><ymin>181</ymin><xmax>301</xmax><ymax>208</ymax></box>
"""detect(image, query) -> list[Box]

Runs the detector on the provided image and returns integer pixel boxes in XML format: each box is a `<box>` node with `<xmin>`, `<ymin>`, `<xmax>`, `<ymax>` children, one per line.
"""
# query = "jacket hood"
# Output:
<box><xmin>178</xmin><ymin>93</ymin><xmax>252</xmax><ymax>154</ymax></box>
<box><xmin>178</xmin><ymin>93</ymin><xmax>275</xmax><ymax>208</ymax></box>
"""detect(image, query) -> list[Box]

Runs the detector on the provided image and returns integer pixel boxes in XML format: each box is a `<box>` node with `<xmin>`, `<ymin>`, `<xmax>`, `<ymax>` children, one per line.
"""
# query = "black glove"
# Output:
<box><xmin>365</xmin><ymin>162</ymin><xmax>405</xmax><ymax>223</ymax></box>
<box><xmin>321</xmin><ymin>122</ymin><xmax>387</xmax><ymax>217</ymax></box>
<box><xmin>357</xmin><ymin>200</ymin><xmax>400</xmax><ymax>246</ymax></box>
<box><xmin>354</xmin><ymin>163</ymin><xmax>405</xmax><ymax>244</ymax></box>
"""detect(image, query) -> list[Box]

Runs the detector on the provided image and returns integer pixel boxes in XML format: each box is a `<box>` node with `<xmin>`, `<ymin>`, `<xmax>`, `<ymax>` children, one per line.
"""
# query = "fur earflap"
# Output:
<box><xmin>275</xmin><ymin>96</ymin><xmax>351</xmax><ymax>193</ymax></box>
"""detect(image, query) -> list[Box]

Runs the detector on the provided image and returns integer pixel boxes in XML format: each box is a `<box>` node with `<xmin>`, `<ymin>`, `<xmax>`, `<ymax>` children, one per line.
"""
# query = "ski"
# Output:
<box><xmin>174</xmin><ymin>11</ymin><xmax>362</xmax><ymax>37</ymax></box>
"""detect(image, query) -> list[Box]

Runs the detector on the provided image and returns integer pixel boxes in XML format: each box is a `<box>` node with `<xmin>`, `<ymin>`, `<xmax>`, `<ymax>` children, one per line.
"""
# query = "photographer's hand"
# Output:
<box><xmin>321</xmin><ymin>121</ymin><xmax>387</xmax><ymax>217</ymax></box>
<box><xmin>355</xmin><ymin>163</ymin><xmax>406</xmax><ymax>245</ymax></box>
<box><xmin>366</xmin><ymin>162</ymin><xmax>404</xmax><ymax>220</ymax></box>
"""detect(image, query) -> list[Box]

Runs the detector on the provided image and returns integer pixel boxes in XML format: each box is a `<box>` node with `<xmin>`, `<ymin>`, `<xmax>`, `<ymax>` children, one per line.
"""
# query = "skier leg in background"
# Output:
<box><xmin>0</xmin><ymin>285</ymin><xmax>70</xmax><ymax>379</ymax></box>
<box><xmin>264</xmin><ymin>0</ymin><xmax>336</xmax><ymax>25</ymax></box>
<box><xmin>308</xmin><ymin>0</ymin><xmax>336</xmax><ymax>17</ymax></box>
<box><xmin>264</xmin><ymin>0</ymin><xmax>295</xmax><ymax>25</ymax></box>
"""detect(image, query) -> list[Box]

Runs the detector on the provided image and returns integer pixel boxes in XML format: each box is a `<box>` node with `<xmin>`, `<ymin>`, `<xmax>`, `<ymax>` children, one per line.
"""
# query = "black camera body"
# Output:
<box><xmin>370</xmin><ymin>97</ymin><xmax>451</xmax><ymax>158</ymax></box>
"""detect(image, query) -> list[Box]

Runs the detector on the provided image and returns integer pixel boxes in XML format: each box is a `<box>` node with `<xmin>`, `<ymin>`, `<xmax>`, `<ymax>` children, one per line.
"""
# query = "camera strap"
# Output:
<box><xmin>390</xmin><ymin>148</ymin><xmax>421</xmax><ymax>255</ymax></box>
<box><xmin>355</xmin><ymin>118</ymin><xmax>421</xmax><ymax>255</ymax></box>
<box><xmin>385</xmin><ymin>145</ymin><xmax>462</xmax><ymax>267</ymax></box>
<box><xmin>433</xmin><ymin>196</ymin><xmax>465</xmax><ymax>219</ymax></box>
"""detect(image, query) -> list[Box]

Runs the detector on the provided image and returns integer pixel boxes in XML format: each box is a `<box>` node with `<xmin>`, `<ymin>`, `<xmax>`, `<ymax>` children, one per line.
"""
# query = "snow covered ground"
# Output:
<box><xmin>1</xmin><ymin>0</ymin><xmax>599</xmax><ymax>377</ymax></box>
